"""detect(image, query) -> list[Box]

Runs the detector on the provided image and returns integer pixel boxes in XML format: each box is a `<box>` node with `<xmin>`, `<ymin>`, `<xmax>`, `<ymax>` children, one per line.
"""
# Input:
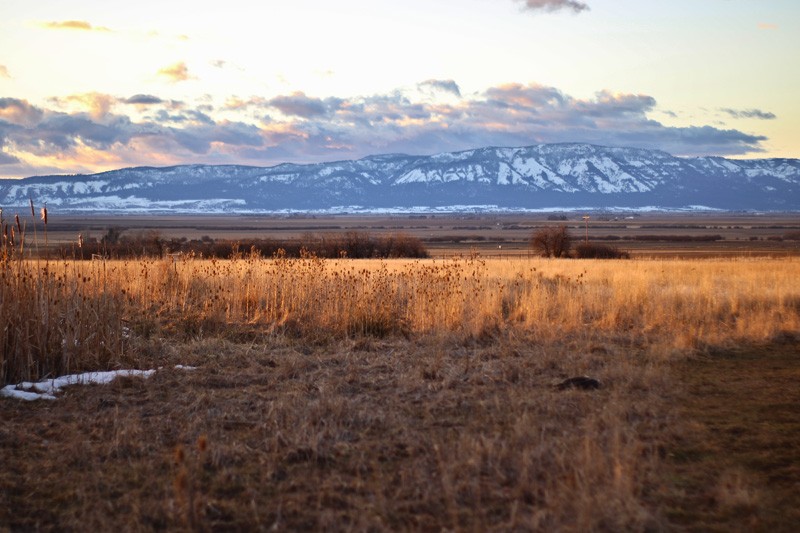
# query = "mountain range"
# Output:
<box><xmin>1</xmin><ymin>143</ymin><xmax>798</xmax><ymax>213</ymax></box>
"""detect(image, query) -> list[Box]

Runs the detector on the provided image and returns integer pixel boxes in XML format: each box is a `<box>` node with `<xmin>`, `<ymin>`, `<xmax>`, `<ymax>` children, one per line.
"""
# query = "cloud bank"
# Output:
<box><xmin>0</xmin><ymin>82</ymin><xmax>771</xmax><ymax>178</ymax></box>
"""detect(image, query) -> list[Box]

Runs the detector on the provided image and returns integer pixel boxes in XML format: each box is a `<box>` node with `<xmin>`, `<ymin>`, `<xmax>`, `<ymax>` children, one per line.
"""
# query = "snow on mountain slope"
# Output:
<box><xmin>0</xmin><ymin>143</ymin><xmax>798</xmax><ymax>212</ymax></box>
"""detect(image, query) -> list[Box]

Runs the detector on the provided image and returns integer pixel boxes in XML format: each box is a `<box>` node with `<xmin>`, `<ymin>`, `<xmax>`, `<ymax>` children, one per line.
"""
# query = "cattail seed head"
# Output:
<box><xmin>40</xmin><ymin>207</ymin><xmax>48</xmax><ymax>225</ymax></box>
<box><xmin>29</xmin><ymin>199</ymin><xmax>35</xmax><ymax>218</ymax></box>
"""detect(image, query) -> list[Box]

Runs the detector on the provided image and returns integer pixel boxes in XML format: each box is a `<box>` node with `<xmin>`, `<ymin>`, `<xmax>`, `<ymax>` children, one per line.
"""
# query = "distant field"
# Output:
<box><xmin>37</xmin><ymin>213</ymin><xmax>800</xmax><ymax>258</ymax></box>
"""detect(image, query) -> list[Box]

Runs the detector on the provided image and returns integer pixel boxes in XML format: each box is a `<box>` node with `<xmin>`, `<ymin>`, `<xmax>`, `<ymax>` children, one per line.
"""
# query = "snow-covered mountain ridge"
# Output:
<box><xmin>1</xmin><ymin>143</ymin><xmax>798</xmax><ymax>212</ymax></box>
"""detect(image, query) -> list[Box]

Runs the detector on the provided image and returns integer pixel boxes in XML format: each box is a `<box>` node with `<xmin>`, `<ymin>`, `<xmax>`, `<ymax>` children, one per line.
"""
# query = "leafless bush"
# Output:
<box><xmin>530</xmin><ymin>226</ymin><xmax>572</xmax><ymax>258</ymax></box>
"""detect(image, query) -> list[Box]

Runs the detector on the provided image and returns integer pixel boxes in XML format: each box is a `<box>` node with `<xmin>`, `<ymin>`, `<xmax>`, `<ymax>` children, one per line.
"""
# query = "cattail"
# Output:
<box><xmin>78</xmin><ymin>233</ymin><xmax>84</xmax><ymax>248</ymax></box>
<box><xmin>15</xmin><ymin>214</ymin><xmax>21</xmax><ymax>235</ymax></box>
<box><xmin>29</xmin><ymin>198</ymin><xmax>35</xmax><ymax>218</ymax></box>
<box><xmin>40</xmin><ymin>206</ymin><xmax>48</xmax><ymax>225</ymax></box>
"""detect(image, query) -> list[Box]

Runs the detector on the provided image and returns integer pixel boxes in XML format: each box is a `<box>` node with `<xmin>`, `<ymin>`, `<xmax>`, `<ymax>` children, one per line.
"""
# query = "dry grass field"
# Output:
<box><xmin>2</xmin><ymin>218</ymin><xmax>799</xmax><ymax>530</ymax></box>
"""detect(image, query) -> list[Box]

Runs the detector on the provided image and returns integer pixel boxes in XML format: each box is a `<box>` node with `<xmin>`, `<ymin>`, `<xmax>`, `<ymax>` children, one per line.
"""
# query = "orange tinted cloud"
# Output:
<box><xmin>13</xmin><ymin>143</ymin><xmax>129</xmax><ymax>176</ymax></box>
<box><xmin>157</xmin><ymin>62</ymin><xmax>192</xmax><ymax>83</ymax></box>
<box><xmin>0</xmin><ymin>97</ymin><xmax>43</xmax><ymax>126</ymax></box>
<box><xmin>64</xmin><ymin>92</ymin><xmax>115</xmax><ymax>120</ymax></box>
<box><xmin>42</xmin><ymin>20</ymin><xmax>111</xmax><ymax>32</ymax></box>
<box><xmin>757</xmin><ymin>22</ymin><xmax>778</xmax><ymax>31</ymax></box>
<box><xmin>0</xmin><ymin>65</ymin><xmax>9</xmax><ymax>78</ymax></box>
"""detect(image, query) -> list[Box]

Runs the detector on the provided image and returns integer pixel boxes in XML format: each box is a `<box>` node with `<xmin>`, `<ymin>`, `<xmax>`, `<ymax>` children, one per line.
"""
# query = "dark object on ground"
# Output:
<box><xmin>556</xmin><ymin>376</ymin><xmax>601</xmax><ymax>391</ymax></box>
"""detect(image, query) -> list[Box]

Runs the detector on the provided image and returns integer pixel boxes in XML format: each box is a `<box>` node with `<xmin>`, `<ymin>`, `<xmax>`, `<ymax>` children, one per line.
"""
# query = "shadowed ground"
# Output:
<box><xmin>664</xmin><ymin>337</ymin><xmax>800</xmax><ymax>532</ymax></box>
<box><xmin>1</xmin><ymin>336</ymin><xmax>798</xmax><ymax>530</ymax></box>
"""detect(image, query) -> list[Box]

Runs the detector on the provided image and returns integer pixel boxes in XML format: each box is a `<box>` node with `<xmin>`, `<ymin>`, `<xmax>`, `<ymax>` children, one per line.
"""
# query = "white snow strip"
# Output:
<box><xmin>1</xmin><ymin>369</ymin><xmax>156</xmax><ymax>401</ymax></box>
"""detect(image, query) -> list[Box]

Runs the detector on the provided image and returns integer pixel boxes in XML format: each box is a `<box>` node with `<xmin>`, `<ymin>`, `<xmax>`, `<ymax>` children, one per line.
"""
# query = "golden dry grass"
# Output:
<box><xmin>1</xmin><ymin>253</ymin><xmax>799</xmax><ymax>530</ymax></box>
<box><xmin>4</xmin><ymin>254</ymin><xmax>798</xmax><ymax>384</ymax></box>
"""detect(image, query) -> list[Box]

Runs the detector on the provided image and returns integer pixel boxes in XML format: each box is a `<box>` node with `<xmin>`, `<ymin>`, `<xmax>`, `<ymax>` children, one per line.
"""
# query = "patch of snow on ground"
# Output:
<box><xmin>1</xmin><ymin>365</ymin><xmax>197</xmax><ymax>401</ymax></box>
<box><xmin>1</xmin><ymin>369</ymin><xmax>156</xmax><ymax>401</ymax></box>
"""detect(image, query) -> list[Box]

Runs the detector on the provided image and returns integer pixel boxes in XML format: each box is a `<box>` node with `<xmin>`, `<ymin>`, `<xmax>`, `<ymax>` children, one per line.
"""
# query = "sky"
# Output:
<box><xmin>0</xmin><ymin>0</ymin><xmax>798</xmax><ymax>179</ymax></box>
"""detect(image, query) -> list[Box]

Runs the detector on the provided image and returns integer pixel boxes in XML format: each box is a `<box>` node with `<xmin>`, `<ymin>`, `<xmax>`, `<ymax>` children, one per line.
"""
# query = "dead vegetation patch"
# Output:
<box><xmin>1</xmin><ymin>335</ymin><xmax>675</xmax><ymax>531</ymax></box>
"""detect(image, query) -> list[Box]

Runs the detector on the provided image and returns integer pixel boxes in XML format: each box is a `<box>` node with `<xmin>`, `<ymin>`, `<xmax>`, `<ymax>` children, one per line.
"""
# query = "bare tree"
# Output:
<box><xmin>530</xmin><ymin>226</ymin><xmax>572</xmax><ymax>258</ymax></box>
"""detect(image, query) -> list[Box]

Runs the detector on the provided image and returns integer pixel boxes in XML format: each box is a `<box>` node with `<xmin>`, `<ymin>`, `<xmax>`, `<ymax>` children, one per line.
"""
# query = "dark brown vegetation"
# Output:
<box><xmin>73</xmin><ymin>230</ymin><xmax>429</xmax><ymax>259</ymax></box>
<box><xmin>530</xmin><ymin>225</ymin><xmax>572</xmax><ymax>257</ymax></box>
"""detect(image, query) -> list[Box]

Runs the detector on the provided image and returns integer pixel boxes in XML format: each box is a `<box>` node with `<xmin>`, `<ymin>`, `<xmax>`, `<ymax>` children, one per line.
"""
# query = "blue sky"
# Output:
<box><xmin>0</xmin><ymin>0</ymin><xmax>797</xmax><ymax>178</ymax></box>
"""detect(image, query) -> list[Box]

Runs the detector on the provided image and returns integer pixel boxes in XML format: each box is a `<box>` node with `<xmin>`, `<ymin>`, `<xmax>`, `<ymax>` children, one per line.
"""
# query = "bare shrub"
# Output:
<box><xmin>530</xmin><ymin>225</ymin><xmax>572</xmax><ymax>258</ymax></box>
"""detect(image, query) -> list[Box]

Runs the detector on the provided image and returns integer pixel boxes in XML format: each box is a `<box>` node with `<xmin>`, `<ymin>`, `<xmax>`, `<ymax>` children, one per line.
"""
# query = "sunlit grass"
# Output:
<box><xmin>3</xmin><ymin>253</ymin><xmax>798</xmax><ymax>383</ymax></box>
